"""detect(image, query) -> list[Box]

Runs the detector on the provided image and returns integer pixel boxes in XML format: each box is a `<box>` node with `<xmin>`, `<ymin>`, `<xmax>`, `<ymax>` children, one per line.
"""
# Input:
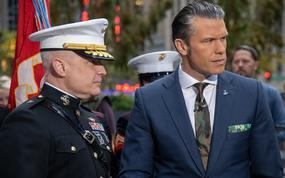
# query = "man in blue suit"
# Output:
<box><xmin>231</xmin><ymin>45</ymin><xmax>285</xmax><ymax>142</ymax></box>
<box><xmin>119</xmin><ymin>1</ymin><xmax>282</xmax><ymax>178</ymax></box>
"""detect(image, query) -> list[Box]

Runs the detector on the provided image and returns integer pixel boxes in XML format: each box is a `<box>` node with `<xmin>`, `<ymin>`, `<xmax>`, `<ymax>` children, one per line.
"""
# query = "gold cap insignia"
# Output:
<box><xmin>75</xmin><ymin>110</ymin><xmax>81</xmax><ymax>117</ymax></box>
<box><xmin>159</xmin><ymin>53</ymin><xmax>166</xmax><ymax>61</ymax></box>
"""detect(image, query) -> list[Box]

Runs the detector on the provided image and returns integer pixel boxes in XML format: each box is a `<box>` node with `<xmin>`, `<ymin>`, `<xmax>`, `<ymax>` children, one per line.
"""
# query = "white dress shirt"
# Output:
<box><xmin>178</xmin><ymin>65</ymin><xmax>217</xmax><ymax>137</ymax></box>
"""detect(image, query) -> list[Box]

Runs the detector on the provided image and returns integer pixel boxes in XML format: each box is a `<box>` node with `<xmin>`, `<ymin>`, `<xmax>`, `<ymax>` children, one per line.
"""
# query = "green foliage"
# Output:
<box><xmin>50</xmin><ymin>0</ymin><xmax>173</xmax><ymax>70</ymax></box>
<box><xmin>210</xmin><ymin>0</ymin><xmax>283</xmax><ymax>73</ymax></box>
<box><xmin>110</xmin><ymin>0</ymin><xmax>173</xmax><ymax>69</ymax></box>
<box><xmin>50</xmin><ymin>0</ymin><xmax>82</xmax><ymax>24</ymax></box>
<box><xmin>0</xmin><ymin>30</ymin><xmax>15</xmax><ymax>75</ymax></box>
<box><xmin>49</xmin><ymin>0</ymin><xmax>283</xmax><ymax>75</ymax></box>
<box><xmin>110</xmin><ymin>94</ymin><xmax>134</xmax><ymax>111</ymax></box>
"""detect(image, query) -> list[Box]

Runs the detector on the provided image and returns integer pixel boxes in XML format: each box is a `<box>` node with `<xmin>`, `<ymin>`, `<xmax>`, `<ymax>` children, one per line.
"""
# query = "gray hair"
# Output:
<box><xmin>41</xmin><ymin>51</ymin><xmax>54</xmax><ymax>75</ymax></box>
<box><xmin>172</xmin><ymin>0</ymin><xmax>225</xmax><ymax>43</ymax></box>
<box><xmin>40</xmin><ymin>51</ymin><xmax>54</xmax><ymax>86</ymax></box>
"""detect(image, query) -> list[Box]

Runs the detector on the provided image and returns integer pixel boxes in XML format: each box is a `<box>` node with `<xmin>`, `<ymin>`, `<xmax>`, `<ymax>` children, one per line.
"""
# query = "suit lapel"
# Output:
<box><xmin>161</xmin><ymin>70</ymin><xmax>204</xmax><ymax>174</ymax></box>
<box><xmin>207</xmin><ymin>72</ymin><xmax>235</xmax><ymax>174</ymax></box>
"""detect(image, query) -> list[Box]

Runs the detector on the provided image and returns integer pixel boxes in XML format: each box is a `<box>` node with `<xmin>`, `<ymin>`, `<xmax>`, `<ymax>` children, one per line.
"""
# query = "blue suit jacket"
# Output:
<box><xmin>262</xmin><ymin>83</ymin><xmax>285</xmax><ymax>141</ymax></box>
<box><xmin>119</xmin><ymin>70</ymin><xmax>282</xmax><ymax>178</ymax></box>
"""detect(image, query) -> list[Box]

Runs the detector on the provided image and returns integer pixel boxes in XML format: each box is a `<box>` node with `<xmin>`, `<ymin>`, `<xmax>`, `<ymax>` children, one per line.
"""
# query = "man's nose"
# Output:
<box><xmin>98</xmin><ymin>65</ymin><xmax>107</xmax><ymax>76</ymax></box>
<box><xmin>237</xmin><ymin>60</ymin><xmax>244</xmax><ymax>67</ymax></box>
<box><xmin>215</xmin><ymin>40</ymin><xmax>226</xmax><ymax>54</ymax></box>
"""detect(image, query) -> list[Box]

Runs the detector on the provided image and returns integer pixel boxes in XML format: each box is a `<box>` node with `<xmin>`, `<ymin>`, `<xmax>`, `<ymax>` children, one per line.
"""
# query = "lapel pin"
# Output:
<box><xmin>223</xmin><ymin>90</ymin><xmax>229</xmax><ymax>95</ymax></box>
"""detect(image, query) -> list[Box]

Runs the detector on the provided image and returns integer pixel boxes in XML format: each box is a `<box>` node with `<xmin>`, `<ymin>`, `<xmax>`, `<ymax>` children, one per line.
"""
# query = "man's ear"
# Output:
<box><xmin>174</xmin><ymin>39</ymin><xmax>189</xmax><ymax>56</ymax></box>
<box><xmin>254</xmin><ymin>61</ymin><xmax>259</xmax><ymax>71</ymax></box>
<box><xmin>51</xmin><ymin>58</ymin><xmax>67</xmax><ymax>77</ymax></box>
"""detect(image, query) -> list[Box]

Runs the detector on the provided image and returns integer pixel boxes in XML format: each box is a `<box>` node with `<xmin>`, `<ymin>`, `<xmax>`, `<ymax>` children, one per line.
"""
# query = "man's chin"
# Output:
<box><xmin>92</xmin><ymin>90</ymin><xmax>101</xmax><ymax>97</ymax></box>
<box><xmin>210</xmin><ymin>68</ymin><xmax>225</xmax><ymax>75</ymax></box>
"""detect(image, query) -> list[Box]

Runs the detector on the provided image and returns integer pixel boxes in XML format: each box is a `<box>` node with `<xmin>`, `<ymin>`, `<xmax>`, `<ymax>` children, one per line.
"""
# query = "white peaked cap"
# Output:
<box><xmin>29</xmin><ymin>18</ymin><xmax>113</xmax><ymax>61</ymax></box>
<box><xmin>128</xmin><ymin>51</ymin><xmax>181</xmax><ymax>73</ymax></box>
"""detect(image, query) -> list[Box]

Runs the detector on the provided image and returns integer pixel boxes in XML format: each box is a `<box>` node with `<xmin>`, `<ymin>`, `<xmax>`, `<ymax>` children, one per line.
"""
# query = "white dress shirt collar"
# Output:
<box><xmin>178</xmin><ymin>65</ymin><xmax>218</xmax><ymax>88</ymax></box>
<box><xmin>45</xmin><ymin>82</ymin><xmax>77</xmax><ymax>99</ymax></box>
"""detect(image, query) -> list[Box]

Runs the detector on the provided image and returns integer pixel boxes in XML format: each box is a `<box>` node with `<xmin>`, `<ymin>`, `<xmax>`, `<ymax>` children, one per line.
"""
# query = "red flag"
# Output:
<box><xmin>9</xmin><ymin>0</ymin><xmax>51</xmax><ymax>110</ymax></box>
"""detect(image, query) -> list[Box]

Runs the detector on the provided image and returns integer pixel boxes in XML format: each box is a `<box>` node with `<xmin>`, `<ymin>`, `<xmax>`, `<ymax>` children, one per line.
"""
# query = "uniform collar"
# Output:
<box><xmin>40</xmin><ymin>83</ymin><xmax>81</xmax><ymax>110</ymax></box>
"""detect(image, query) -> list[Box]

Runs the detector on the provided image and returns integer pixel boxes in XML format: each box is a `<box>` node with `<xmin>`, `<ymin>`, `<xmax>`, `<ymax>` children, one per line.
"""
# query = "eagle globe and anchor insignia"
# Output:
<box><xmin>60</xmin><ymin>95</ymin><xmax>70</xmax><ymax>106</ymax></box>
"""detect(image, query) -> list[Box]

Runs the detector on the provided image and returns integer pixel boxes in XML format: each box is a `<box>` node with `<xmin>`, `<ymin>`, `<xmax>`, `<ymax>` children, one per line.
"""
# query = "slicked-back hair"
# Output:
<box><xmin>172</xmin><ymin>0</ymin><xmax>225</xmax><ymax>43</ymax></box>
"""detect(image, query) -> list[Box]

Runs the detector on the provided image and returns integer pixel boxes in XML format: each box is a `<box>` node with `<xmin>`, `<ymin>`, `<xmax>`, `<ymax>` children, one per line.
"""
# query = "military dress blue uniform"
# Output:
<box><xmin>0</xmin><ymin>104</ymin><xmax>9</xmax><ymax>126</ymax></box>
<box><xmin>0</xmin><ymin>83</ymin><xmax>113</xmax><ymax>178</ymax></box>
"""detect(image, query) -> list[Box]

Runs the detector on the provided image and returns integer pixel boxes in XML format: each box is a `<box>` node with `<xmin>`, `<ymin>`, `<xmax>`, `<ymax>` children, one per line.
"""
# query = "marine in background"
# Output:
<box><xmin>113</xmin><ymin>51</ymin><xmax>181</xmax><ymax>161</ymax></box>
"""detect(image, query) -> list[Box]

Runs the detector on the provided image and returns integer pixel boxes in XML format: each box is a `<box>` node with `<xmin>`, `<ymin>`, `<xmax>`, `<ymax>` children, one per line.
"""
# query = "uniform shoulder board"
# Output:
<box><xmin>22</xmin><ymin>94</ymin><xmax>46</xmax><ymax>109</ymax></box>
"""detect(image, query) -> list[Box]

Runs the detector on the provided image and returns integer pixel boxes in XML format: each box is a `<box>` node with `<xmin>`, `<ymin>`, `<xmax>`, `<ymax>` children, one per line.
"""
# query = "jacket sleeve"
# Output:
<box><xmin>268</xmin><ymin>87</ymin><xmax>285</xmax><ymax>142</ymax></box>
<box><xmin>0</xmin><ymin>108</ymin><xmax>50</xmax><ymax>178</ymax></box>
<box><xmin>119</xmin><ymin>89</ymin><xmax>154</xmax><ymax>178</ymax></box>
<box><xmin>250</xmin><ymin>81</ymin><xmax>283</xmax><ymax>178</ymax></box>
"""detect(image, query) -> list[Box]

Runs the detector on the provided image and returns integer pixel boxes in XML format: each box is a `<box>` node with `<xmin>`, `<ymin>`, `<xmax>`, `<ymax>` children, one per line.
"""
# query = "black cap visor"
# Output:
<box><xmin>74</xmin><ymin>50</ymin><xmax>114</xmax><ymax>61</ymax></box>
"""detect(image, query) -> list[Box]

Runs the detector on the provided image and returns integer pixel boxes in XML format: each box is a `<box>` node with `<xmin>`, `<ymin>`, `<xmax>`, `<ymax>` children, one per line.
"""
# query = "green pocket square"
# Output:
<box><xmin>228</xmin><ymin>124</ymin><xmax>251</xmax><ymax>133</ymax></box>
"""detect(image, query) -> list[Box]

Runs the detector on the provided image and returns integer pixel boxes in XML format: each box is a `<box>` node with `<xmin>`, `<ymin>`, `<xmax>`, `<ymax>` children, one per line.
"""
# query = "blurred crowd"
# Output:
<box><xmin>0</xmin><ymin>75</ymin><xmax>10</xmax><ymax>106</ymax></box>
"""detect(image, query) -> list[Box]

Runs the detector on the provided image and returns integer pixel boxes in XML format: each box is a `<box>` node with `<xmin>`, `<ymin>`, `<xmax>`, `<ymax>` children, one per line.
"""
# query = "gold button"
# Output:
<box><xmin>76</xmin><ymin>110</ymin><xmax>80</xmax><ymax>117</ymax></box>
<box><xmin>71</xmin><ymin>146</ymin><xmax>77</xmax><ymax>152</ymax></box>
<box><xmin>93</xmin><ymin>152</ymin><xmax>98</xmax><ymax>159</ymax></box>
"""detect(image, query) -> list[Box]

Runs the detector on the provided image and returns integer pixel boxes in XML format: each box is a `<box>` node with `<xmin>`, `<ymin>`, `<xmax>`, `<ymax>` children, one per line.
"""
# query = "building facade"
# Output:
<box><xmin>144</xmin><ymin>0</ymin><xmax>188</xmax><ymax>52</ymax></box>
<box><xmin>0</xmin><ymin>0</ymin><xmax>18</xmax><ymax>31</ymax></box>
